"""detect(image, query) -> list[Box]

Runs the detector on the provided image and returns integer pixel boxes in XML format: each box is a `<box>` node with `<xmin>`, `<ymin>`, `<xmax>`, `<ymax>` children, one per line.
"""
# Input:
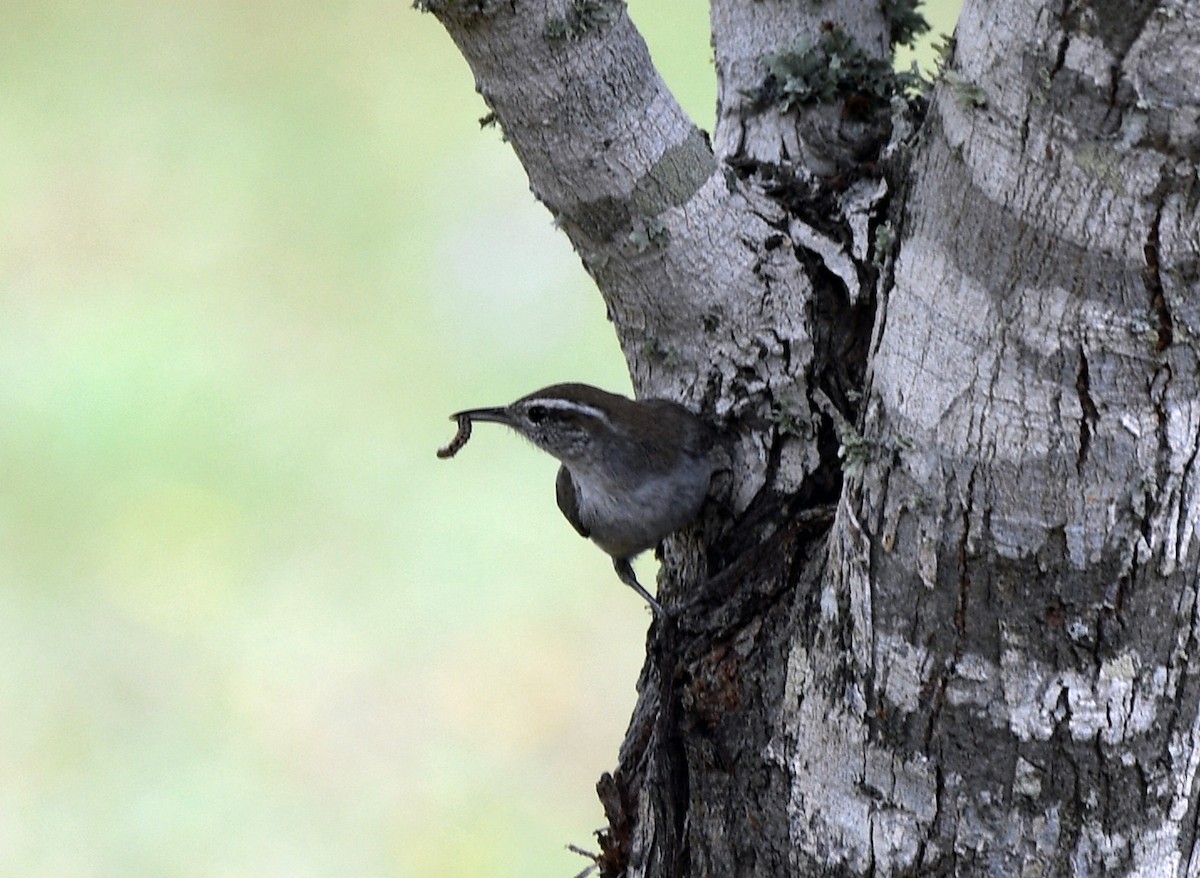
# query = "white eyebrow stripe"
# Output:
<box><xmin>535</xmin><ymin>398</ymin><xmax>609</xmax><ymax>423</ymax></box>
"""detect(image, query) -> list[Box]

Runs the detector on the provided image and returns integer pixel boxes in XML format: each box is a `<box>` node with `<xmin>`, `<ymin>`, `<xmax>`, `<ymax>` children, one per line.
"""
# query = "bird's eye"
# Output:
<box><xmin>527</xmin><ymin>405</ymin><xmax>547</xmax><ymax>424</ymax></box>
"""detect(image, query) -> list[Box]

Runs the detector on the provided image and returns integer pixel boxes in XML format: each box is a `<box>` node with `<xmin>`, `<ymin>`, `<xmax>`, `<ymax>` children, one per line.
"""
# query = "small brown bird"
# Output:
<box><xmin>443</xmin><ymin>383</ymin><xmax>718</xmax><ymax>612</ymax></box>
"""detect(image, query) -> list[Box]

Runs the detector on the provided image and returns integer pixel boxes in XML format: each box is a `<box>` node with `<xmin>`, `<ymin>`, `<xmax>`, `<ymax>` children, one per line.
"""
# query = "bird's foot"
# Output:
<box><xmin>613</xmin><ymin>557</ymin><xmax>665</xmax><ymax>617</ymax></box>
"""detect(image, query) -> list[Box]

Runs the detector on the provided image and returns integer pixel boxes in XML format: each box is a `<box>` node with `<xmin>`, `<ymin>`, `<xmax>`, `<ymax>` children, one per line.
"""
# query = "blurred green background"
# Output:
<box><xmin>0</xmin><ymin>2</ymin><xmax>958</xmax><ymax>875</ymax></box>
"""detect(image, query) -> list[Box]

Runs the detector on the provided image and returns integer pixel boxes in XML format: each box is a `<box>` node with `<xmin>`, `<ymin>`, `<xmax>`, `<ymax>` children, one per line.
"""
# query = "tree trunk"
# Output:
<box><xmin>419</xmin><ymin>0</ymin><xmax>1200</xmax><ymax>874</ymax></box>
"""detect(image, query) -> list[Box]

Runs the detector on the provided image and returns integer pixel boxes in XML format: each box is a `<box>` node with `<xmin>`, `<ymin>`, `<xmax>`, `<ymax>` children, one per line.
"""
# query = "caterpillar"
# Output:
<box><xmin>437</xmin><ymin>414</ymin><xmax>472</xmax><ymax>459</ymax></box>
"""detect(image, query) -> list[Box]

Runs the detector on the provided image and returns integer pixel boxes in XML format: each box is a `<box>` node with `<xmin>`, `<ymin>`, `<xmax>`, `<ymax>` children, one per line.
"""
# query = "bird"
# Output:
<box><xmin>443</xmin><ymin>383</ymin><xmax>719</xmax><ymax>613</ymax></box>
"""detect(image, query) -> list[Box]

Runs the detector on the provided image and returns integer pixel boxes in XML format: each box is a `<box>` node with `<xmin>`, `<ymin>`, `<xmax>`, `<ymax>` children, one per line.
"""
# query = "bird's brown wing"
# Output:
<box><xmin>555</xmin><ymin>465</ymin><xmax>590</xmax><ymax>539</ymax></box>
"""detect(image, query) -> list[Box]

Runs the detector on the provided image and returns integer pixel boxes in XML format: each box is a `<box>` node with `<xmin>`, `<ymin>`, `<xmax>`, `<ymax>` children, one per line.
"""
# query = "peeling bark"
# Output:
<box><xmin>420</xmin><ymin>0</ymin><xmax>1200</xmax><ymax>874</ymax></box>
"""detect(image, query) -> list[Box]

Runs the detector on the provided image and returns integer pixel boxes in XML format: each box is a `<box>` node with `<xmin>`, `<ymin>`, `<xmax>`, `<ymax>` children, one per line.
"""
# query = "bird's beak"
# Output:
<box><xmin>450</xmin><ymin>406</ymin><xmax>512</xmax><ymax>426</ymax></box>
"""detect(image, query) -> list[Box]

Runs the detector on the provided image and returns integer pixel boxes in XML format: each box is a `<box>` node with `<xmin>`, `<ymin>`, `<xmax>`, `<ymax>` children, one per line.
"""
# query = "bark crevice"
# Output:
<box><xmin>1075</xmin><ymin>348</ymin><xmax>1098</xmax><ymax>473</ymax></box>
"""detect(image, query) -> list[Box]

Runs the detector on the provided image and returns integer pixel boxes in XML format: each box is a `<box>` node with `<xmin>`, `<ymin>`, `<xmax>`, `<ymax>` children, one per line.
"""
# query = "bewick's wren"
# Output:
<box><xmin>446</xmin><ymin>383</ymin><xmax>718</xmax><ymax>613</ymax></box>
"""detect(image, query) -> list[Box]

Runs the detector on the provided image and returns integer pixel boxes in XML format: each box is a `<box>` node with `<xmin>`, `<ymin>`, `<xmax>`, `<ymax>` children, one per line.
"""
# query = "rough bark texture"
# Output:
<box><xmin>421</xmin><ymin>0</ymin><xmax>1200</xmax><ymax>875</ymax></box>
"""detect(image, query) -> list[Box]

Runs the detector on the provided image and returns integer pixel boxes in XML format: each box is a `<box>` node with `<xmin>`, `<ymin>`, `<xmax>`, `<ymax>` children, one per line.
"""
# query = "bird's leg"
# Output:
<box><xmin>613</xmin><ymin>557</ymin><xmax>664</xmax><ymax>616</ymax></box>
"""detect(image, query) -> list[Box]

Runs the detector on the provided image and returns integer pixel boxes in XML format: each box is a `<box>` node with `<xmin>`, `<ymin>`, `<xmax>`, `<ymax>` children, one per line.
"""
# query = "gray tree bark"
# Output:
<box><xmin>419</xmin><ymin>0</ymin><xmax>1200</xmax><ymax>875</ymax></box>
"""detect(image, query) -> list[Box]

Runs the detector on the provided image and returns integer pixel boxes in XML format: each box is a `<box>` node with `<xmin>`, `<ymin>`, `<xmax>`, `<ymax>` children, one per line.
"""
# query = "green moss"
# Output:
<box><xmin>882</xmin><ymin>0</ymin><xmax>931</xmax><ymax>48</ymax></box>
<box><xmin>932</xmin><ymin>34</ymin><xmax>956</xmax><ymax>72</ymax></box>
<box><xmin>769</xmin><ymin>399</ymin><xmax>817</xmax><ymax>439</ymax></box>
<box><xmin>754</xmin><ymin>25</ymin><xmax>924</xmax><ymax>115</ymax></box>
<box><xmin>871</xmin><ymin>222</ymin><xmax>896</xmax><ymax>269</ymax></box>
<box><xmin>943</xmin><ymin>70</ymin><xmax>988</xmax><ymax>108</ymax></box>
<box><xmin>627</xmin><ymin>216</ymin><xmax>671</xmax><ymax>253</ymax></box>
<box><xmin>835</xmin><ymin>418</ymin><xmax>872</xmax><ymax>477</ymax></box>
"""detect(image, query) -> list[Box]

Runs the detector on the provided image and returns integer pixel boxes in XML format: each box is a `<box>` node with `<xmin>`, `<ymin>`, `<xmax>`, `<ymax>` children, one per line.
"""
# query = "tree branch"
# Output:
<box><xmin>421</xmin><ymin>0</ymin><xmax>826</xmax><ymax>506</ymax></box>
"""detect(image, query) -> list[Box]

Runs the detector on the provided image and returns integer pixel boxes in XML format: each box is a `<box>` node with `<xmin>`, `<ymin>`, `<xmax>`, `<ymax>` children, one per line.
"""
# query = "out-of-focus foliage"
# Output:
<box><xmin>0</xmin><ymin>1</ymin><xmax>958</xmax><ymax>875</ymax></box>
